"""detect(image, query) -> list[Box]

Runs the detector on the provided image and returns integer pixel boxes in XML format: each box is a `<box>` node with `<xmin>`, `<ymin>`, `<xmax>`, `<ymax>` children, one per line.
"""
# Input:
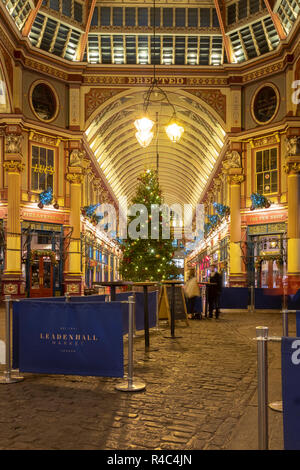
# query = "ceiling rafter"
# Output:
<box><xmin>263</xmin><ymin>0</ymin><xmax>287</xmax><ymax>39</ymax></box>
<box><xmin>22</xmin><ymin>0</ymin><xmax>43</xmax><ymax>37</ymax></box>
<box><xmin>213</xmin><ymin>0</ymin><xmax>235</xmax><ymax>63</ymax></box>
<box><xmin>76</xmin><ymin>0</ymin><xmax>97</xmax><ymax>61</ymax></box>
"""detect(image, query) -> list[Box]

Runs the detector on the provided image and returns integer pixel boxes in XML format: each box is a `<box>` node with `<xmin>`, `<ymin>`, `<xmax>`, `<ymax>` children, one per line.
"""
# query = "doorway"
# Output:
<box><xmin>30</xmin><ymin>255</ymin><xmax>53</xmax><ymax>297</ymax></box>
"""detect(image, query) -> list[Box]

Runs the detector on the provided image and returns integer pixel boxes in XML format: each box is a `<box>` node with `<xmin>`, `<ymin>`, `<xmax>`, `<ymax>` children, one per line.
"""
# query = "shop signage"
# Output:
<box><xmin>13</xmin><ymin>300</ymin><xmax>124</xmax><ymax>378</ymax></box>
<box><xmin>22</xmin><ymin>209</ymin><xmax>66</xmax><ymax>225</ymax></box>
<box><xmin>245</xmin><ymin>211</ymin><xmax>287</xmax><ymax>226</ymax></box>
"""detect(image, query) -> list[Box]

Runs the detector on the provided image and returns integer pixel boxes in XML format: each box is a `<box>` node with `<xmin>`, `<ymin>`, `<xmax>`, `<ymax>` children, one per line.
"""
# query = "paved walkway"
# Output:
<box><xmin>0</xmin><ymin>306</ymin><xmax>292</xmax><ymax>451</ymax></box>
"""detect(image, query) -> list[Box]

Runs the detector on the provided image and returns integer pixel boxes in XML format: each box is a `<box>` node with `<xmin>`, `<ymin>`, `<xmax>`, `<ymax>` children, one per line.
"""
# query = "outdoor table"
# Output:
<box><xmin>161</xmin><ymin>280</ymin><xmax>184</xmax><ymax>339</ymax></box>
<box><xmin>92</xmin><ymin>281</ymin><xmax>133</xmax><ymax>301</ymax></box>
<box><xmin>132</xmin><ymin>282</ymin><xmax>159</xmax><ymax>352</ymax></box>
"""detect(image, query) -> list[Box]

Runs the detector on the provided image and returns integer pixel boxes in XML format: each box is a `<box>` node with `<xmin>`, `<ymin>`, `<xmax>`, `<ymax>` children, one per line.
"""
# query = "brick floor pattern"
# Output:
<box><xmin>0</xmin><ymin>311</ymin><xmax>284</xmax><ymax>450</ymax></box>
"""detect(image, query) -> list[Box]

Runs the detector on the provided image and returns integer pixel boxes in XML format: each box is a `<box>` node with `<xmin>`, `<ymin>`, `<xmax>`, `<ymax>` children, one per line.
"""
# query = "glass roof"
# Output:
<box><xmin>2</xmin><ymin>0</ymin><xmax>299</xmax><ymax>65</ymax></box>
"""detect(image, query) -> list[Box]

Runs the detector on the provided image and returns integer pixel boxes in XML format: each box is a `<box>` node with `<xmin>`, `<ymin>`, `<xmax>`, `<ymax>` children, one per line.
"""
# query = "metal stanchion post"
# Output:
<box><xmin>282</xmin><ymin>309</ymin><xmax>289</xmax><ymax>337</ymax></box>
<box><xmin>115</xmin><ymin>296</ymin><xmax>146</xmax><ymax>392</ymax></box>
<box><xmin>256</xmin><ymin>326</ymin><xmax>269</xmax><ymax>450</ymax></box>
<box><xmin>251</xmin><ymin>285</ymin><xmax>255</xmax><ymax>313</ymax></box>
<box><xmin>268</xmin><ymin>309</ymin><xmax>288</xmax><ymax>414</ymax></box>
<box><xmin>65</xmin><ymin>293</ymin><xmax>70</xmax><ymax>302</ymax></box>
<box><xmin>132</xmin><ymin>291</ymin><xmax>137</xmax><ymax>338</ymax></box>
<box><xmin>154</xmin><ymin>286</ymin><xmax>160</xmax><ymax>331</ymax></box>
<box><xmin>0</xmin><ymin>296</ymin><xmax>24</xmax><ymax>384</ymax></box>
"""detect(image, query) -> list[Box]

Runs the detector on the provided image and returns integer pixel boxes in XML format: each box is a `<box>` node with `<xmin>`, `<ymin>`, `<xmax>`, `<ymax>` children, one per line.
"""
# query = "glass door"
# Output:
<box><xmin>30</xmin><ymin>256</ymin><xmax>53</xmax><ymax>297</ymax></box>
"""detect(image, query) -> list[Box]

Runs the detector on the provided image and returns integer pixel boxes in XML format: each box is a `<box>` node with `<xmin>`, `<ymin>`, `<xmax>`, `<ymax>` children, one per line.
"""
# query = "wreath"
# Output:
<box><xmin>29</xmin><ymin>250</ymin><xmax>58</xmax><ymax>265</ymax></box>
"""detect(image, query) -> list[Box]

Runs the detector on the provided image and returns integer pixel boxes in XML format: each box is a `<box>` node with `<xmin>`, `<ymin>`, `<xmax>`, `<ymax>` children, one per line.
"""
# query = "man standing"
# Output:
<box><xmin>208</xmin><ymin>266</ymin><xmax>222</xmax><ymax>319</ymax></box>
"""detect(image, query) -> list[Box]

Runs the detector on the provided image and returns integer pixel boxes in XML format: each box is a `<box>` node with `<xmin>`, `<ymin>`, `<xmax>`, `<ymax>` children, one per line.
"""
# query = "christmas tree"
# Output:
<box><xmin>119</xmin><ymin>169</ymin><xmax>179</xmax><ymax>282</ymax></box>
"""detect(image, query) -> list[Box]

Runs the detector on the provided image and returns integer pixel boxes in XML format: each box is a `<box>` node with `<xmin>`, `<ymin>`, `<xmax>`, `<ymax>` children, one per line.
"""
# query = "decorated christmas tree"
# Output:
<box><xmin>119</xmin><ymin>169</ymin><xmax>179</xmax><ymax>282</ymax></box>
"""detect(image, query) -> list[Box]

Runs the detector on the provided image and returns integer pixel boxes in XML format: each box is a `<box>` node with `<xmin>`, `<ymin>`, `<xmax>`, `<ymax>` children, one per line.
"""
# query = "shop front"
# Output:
<box><xmin>247</xmin><ymin>222</ymin><xmax>287</xmax><ymax>288</ymax></box>
<box><xmin>22</xmin><ymin>221</ymin><xmax>64</xmax><ymax>297</ymax></box>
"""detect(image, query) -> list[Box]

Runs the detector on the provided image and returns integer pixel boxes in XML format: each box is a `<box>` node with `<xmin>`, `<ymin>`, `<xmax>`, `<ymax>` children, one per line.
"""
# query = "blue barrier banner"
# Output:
<box><xmin>296</xmin><ymin>312</ymin><xmax>300</xmax><ymax>337</ymax></box>
<box><xmin>219</xmin><ymin>288</ymin><xmax>249</xmax><ymax>309</ymax></box>
<box><xmin>282</xmin><ymin>337</ymin><xmax>300</xmax><ymax>450</ymax></box>
<box><xmin>13</xmin><ymin>301</ymin><xmax>124</xmax><ymax>378</ymax></box>
<box><xmin>135</xmin><ymin>292</ymin><xmax>157</xmax><ymax>330</ymax></box>
<box><xmin>254</xmin><ymin>288</ymin><xmax>282</xmax><ymax>309</ymax></box>
<box><xmin>288</xmin><ymin>290</ymin><xmax>300</xmax><ymax>310</ymax></box>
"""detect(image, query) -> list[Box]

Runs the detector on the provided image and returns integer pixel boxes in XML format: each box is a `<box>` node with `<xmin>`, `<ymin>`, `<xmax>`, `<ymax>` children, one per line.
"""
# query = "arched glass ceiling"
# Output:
<box><xmin>2</xmin><ymin>0</ymin><xmax>299</xmax><ymax>65</ymax></box>
<box><xmin>85</xmin><ymin>89</ymin><xmax>226</xmax><ymax>210</ymax></box>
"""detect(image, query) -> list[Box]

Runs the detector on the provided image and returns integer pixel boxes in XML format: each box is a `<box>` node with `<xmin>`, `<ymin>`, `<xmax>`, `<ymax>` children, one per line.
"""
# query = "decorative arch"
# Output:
<box><xmin>0</xmin><ymin>48</ymin><xmax>12</xmax><ymax>113</ymax></box>
<box><xmin>85</xmin><ymin>87</ymin><xmax>227</xmax><ymax>207</ymax></box>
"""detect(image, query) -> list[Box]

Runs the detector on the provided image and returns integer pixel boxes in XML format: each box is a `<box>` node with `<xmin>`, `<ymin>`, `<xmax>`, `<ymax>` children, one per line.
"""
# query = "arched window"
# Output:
<box><xmin>0</xmin><ymin>60</ymin><xmax>10</xmax><ymax>113</ymax></box>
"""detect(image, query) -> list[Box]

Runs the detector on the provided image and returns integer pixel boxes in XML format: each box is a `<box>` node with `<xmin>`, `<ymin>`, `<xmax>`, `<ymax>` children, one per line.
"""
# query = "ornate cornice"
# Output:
<box><xmin>3</xmin><ymin>160</ymin><xmax>24</xmax><ymax>173</ymax></box>
<box><xmin>65</xmin><ymin>172</ymin><xmax>84</xmax><ymax>185</ymax></box>
<box><xmin>229</xmin><ymin>174</ymin><xmax>245</xmax><ymax>185</ymax></box>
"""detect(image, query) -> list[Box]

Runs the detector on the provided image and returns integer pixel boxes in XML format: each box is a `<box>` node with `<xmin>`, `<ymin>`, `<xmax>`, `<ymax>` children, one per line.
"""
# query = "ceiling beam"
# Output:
<box><xmin>263</xmin><ymin>0</ymin><xmax>287</xmax><ymax>40</ymax></box>
<box><xmin>22</xmin><ymin>0</ymin><xmax>43</xmax><ymax>37</ymax></box>
<box><xmin>76</xmin><ymin>0</ymin><xmax>97</xmax><ymax>62</ymax></box>
<box><xmin>213</xmin><ymin>0</ymin><xmax>235</xmax><ymax>63</ymax></box>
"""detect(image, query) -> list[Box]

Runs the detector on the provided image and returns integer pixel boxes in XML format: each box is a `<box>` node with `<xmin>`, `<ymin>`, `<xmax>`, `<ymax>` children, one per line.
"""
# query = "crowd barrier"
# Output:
<box><xmin>219</xmin><ymin>287</ymin><xmax>249</xmax><ymax>309</ymax></box>
<box><xmin>12</xmin><ymin>300</ymin><xmax>126</xmax><ymax>378</ymax></box>
<box><xmin>0</xmin><ymin>292</ymin><xmax>156</xmax><ymax>392</ymax></box>
<box><xmin>256</xmin><ymin>322</ymin><xmax>300</xmax><ymax>450</ymax></box>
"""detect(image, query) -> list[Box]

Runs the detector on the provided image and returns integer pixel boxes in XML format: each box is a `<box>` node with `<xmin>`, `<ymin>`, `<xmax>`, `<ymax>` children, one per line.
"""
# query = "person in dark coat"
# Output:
<box><xmin>208</xmin><ymin>266</ymin><xmax>222</xmax><ymax>319</ymax></box>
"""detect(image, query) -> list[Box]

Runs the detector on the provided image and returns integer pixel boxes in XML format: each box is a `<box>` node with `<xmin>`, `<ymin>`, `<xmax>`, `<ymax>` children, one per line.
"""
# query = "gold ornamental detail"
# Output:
<box><xmin>284</xmin><ymin>162</ymin><xmax>300</xmax><ymax>175</ymax></box>
<box><xmin>3</xmin><ymin>160</ymin><xmax>25</xmax><ymax>173</ymax></box>
<box><xmin>229</xmin><ymin>174</ymin><xmax>245</xmax><ymax>185</ymax></box>
<box><xmin>66</xmin><ymin>173</ymin><xmax>85</xmax><ymax>185</ymax></box>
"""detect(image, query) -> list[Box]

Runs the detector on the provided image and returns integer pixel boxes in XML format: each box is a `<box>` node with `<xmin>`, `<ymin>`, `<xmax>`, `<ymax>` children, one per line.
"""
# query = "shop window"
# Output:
<box><xmin>31</xmin><ymin>145</ymin><xmax>54</xmax><ymax>192</ymax></box>
<box><xmin>256</xmin><ymin>147</ymin><xmax>278</xmax><ymax>195</ymax></box>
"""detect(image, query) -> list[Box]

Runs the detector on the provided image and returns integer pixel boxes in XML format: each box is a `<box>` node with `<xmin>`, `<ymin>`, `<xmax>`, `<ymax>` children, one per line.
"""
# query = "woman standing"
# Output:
<box><xmin>184</xmin><ymin>268</ymin><xmax>201</xmax><ymax>320</ymax></box>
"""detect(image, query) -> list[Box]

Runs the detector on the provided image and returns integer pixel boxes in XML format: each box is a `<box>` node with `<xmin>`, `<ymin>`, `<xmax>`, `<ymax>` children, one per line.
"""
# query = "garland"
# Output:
<box><xmin>213</xmin><ymin>203</ymin><xmax>230</xmax><ymax>218</ymax></box>
<box><xmin>29</xmin><ymin>250</ymin><xmax>58</xmax><ymax>265</ymax></box>
<box><xmin>255</xmin><ymin>254</ymin><xmax>283</xmax><ymax>269</ymax></box>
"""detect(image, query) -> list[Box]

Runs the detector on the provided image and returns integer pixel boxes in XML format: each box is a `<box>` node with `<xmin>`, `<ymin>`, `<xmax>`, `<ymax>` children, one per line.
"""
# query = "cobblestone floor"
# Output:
<box><xmin>0</xmin><ymin>308</ymin><xmax>288</xmax><ymax>450</ymax></box>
